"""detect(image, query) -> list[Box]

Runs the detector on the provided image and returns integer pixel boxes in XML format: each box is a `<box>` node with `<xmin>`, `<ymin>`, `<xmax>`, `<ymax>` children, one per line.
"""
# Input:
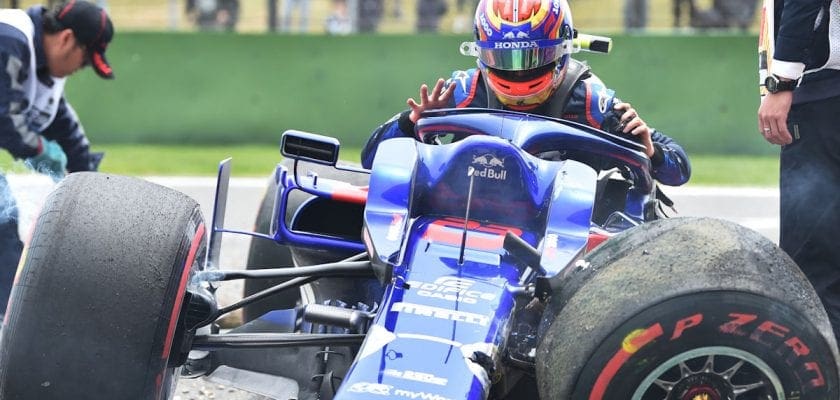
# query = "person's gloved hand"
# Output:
<box><xmin>25</xmin><ymin>139</ymin><xmax>67</xmax><ymax>182</ymax></box>
<box><xmin>407</xmin><ymin>78</ymin><xmax>455</xmax><ymax>124</ymax></box>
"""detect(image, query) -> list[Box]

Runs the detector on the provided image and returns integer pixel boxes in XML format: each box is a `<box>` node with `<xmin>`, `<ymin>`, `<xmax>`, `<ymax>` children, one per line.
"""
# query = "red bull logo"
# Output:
<box><xmin>471</xmin><ymin>153</ymin><xmax>508</xmax><ymax>180</ymax></box>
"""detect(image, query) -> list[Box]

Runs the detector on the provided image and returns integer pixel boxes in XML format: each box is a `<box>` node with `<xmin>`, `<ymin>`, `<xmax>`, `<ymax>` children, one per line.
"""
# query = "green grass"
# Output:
<box><xmin>0</xmin><ymin>145</ymin><xmax>778</xmax><ymax>187</ymax></box>
<box><xmin>687</xmin><ymin>155</ymin><xmax>779</xmax><ymax>187</ymax></box>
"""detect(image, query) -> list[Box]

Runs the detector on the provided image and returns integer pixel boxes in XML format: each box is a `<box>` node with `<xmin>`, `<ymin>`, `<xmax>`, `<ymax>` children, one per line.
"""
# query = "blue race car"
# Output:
<box><xmin>1</xmin><ymin>108</ymin><xmax>837</xmax><ymax>400</ymax></box>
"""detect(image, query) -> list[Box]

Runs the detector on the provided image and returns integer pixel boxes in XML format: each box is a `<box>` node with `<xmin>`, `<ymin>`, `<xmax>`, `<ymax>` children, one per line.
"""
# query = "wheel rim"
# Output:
<box><xmin>630</xmin><ymin>346</ymin><xmax>785</xmax><ymax>400</ymax></box>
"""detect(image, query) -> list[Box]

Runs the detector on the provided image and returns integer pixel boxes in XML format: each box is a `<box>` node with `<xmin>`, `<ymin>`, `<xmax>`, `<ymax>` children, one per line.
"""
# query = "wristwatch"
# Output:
<box><xmin>765</xmin><ymin>75</ymin><xmax>797</xmax><ymax>93</ymax></box>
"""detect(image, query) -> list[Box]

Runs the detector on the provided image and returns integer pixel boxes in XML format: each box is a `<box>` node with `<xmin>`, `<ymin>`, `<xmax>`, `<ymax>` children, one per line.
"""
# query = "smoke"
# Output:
<box><xmin>0</xmin><ymin>162</ymin><xmax>56</xmax><ymax>241</ymax></box>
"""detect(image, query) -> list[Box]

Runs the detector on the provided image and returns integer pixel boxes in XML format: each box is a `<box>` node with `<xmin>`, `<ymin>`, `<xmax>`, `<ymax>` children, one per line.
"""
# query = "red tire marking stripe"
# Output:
<box><xmin>155</xmin><ymin>222</ymin><xmax>205</xmax><ymax>400</ymax></box>
<box><xmin>589</xmin><ymin>323</ymin><xmax>664</xmax><ymax>400</ymax></box>
<box><xmin>162</xmin><ymin>222</ymin><xmax>205</xmax><ymax>360</ymax></box>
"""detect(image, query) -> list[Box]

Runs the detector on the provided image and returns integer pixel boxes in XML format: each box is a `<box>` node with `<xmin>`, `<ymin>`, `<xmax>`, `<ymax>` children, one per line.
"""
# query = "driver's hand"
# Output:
<box><xmin>408</xmin><ymin>78</ymin><xmax>455</xmax><ymax>123</ymax></box>
<box><xmin>614</xmin><ymin>102</ymin><xmax>654</xmax><ymax>158</ymax></box>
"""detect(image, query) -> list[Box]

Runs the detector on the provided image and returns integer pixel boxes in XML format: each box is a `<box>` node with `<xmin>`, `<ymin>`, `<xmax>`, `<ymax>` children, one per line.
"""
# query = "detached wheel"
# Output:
<box><xmin>537</xmin><ymin>217</ymin><xmax>840</xmax><ymax>400</ymax></box>
<box><xmin>0</xmin><ymin>173</ymin><xmax>206</xmax><ymax>400</ymax></box>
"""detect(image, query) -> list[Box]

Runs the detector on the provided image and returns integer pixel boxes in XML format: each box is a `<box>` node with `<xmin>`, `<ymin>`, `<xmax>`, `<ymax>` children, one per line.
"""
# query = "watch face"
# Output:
<box><xmin>765</xmin><ymin>76</ymin><xmax>795</xmax><ymax>93</ymax></box>
<box><xmin>765</xmin><ymin>76</ymin><xmax>779</xmax><ymax>93</ymax></box>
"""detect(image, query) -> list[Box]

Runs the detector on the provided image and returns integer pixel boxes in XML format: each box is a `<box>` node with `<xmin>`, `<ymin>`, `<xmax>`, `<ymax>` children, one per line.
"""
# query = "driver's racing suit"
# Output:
<box><xmin>362</xmin><ymin>65</ymin><xmax>691</xmax><ymax>187</ymax></box>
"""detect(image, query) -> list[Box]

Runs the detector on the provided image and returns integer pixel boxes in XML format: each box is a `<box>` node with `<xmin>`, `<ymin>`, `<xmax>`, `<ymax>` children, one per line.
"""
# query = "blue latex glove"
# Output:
<box><xmin>25</xmin><ymin>139</ymin><xmax>67</xmax><ymax>182</ymax></box>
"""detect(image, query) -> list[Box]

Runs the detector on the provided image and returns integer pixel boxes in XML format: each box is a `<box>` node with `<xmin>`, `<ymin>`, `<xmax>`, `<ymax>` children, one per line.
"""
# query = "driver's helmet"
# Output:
<box><xmin>469</xmin><ymin>0</ymin><xmax>575</xmax><ymax>110</ymax></box>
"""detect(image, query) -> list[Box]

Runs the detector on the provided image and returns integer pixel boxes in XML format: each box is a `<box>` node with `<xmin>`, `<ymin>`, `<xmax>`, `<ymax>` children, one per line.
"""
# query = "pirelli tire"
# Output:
<box><xmin>0</xmin><ymin>173</ymin><xmax>207</xmax><ymax>400</ymax></box>
<box><xmin>536</xmin><ymin>217</ymin><xmax>840</xmax><ymax>400</ymax></box>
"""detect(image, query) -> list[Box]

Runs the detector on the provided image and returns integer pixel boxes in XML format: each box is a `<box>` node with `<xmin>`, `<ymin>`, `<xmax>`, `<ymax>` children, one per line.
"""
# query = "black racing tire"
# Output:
<box><xmin>242</xmin><ymin>160</ymin><xmax>370</xmax><ymax>321</ymax></box>
<box><xmin>536</xmin><ymin>217</ymin><xmax>840</xmax><ymax>400</ymax></box>
<box><xmin>0</xmin><ymin>173</ymin><xmax>206</xmax><ymax>400</ymax></box>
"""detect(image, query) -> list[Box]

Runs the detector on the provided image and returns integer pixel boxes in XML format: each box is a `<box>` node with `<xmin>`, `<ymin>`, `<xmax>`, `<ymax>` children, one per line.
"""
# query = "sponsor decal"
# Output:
<box><xmin>598</xmin><ymin>94</ymin><xmax>609</xmax><ymax>114</ymax></box>
<box><xmin>408</xmin><ymin>276</ymin><xmax>497</xmax><ymax>304</ymax></box>
<box><xmin>392</xmin><ymin>302</ymin><xmax>490</xmax><ymax>326</ymax></box>
<box><xmin>454</xmin><ymin>71</ymin><xmax>470</xmax><ymax>92</ymax></box>
<box><xmin>552</xmin><ymin>0</ymin><xmax>561</xmax><ymax>14</ymax></box>
<box><xmin>493</xmin><ymin>40</ymin><xmax>539</xmax><ymax>49</ymax></box>
<box><xmin>610</xmin><ymin>312</ymin><xmax>827</xmax><ymax>390</ymax></box>
<box><xmin>471</xmin><ymin>153</ymin><xmax>508</xmax><ymax>181</ymax></box>
<box><xmin>348</xmin><ymin>382</ymin><xmax>452</xmax><ymax>400</ymax></box>
<box><xmin>480</xmin><ymin>14</ymin><xmax>493</xmax><ymax>37</ymax></box>
<box><xmin>393</xmin><ymin>389</ymin><xmax>452</xmax><ymax>400</ymax></box>
<box><xmin>502</xmin><ymin>31</ymin><xmax>531</xmax><ymax>39</ymax></box>
<box><xmin>348</xmin><ymin>382</ymin><xmax>392</xmax><ymax>396</ymax></box>
<box><xmin>383</xmin><ymin>369</ymin><xmax>449</xmax><ymax>386</ymax></box>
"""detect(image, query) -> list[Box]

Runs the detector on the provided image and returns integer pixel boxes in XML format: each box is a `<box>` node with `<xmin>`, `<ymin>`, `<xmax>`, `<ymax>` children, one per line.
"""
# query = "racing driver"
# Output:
<box><xmin>361</xmin><ymin>0</ymin><xmax>691</xmax><ymax>188</ymax></box>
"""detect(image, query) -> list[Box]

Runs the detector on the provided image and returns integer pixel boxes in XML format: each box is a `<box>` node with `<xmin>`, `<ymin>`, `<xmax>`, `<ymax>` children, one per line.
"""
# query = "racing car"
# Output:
<box><xmin>0</xmin><ymin>108</ymin><xmax>837</xmax><ymax>400</ymax></box>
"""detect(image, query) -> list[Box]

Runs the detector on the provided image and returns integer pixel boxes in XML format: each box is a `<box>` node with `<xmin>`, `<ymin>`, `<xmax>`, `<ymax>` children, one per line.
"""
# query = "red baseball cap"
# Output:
<box><xmin>53</xmin><ymin>0</ymin><xmax>115</xmax><ymax>79</ymax></box>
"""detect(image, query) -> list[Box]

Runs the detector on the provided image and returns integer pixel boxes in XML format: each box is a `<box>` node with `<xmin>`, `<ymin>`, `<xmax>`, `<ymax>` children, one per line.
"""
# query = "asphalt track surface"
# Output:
<box><xmin>7</xmin><ymin>173</ymin><xmax>780</xmax><ymax>399</ymax></box>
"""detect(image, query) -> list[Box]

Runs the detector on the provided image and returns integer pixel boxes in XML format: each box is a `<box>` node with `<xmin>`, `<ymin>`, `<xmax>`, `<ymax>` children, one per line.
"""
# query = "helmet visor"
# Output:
<box><xmin>473</xmin><ymin>39</ymin><xmax>570</xmax><ymax>71</ymax></box>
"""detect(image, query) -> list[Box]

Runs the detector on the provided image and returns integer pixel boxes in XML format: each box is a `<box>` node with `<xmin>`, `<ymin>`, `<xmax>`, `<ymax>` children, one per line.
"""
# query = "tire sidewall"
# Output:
<box><xmin>571</xmin><ymin>291</ymin><xmax>837</xmax><ymax>399</ymax></box>
<box><xmin>536</xmin><ymin>217</ymin><xmax>840</xmax><ymax>400</ymax></box>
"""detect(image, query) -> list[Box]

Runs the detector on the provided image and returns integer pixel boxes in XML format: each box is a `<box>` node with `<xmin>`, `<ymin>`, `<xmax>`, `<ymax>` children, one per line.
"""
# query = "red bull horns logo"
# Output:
<box><xmin>471</xmin><ymin>153</ymin><xmax>508</xmax><ymax>180</ymax></box>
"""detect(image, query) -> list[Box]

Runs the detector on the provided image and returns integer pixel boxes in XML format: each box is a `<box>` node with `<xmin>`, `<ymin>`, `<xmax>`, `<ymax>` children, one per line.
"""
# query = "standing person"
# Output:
<box><xmin>281</xmin><ymin>0</ymin><xmax>310</xmax><ymax>33</ymax></box>
<box><xmin>624</xmin><ymin>0</ymin><xmax>648</xmax><ymax>30</ymax></box>
<box><xmin>186</xmin><ymin>0</ymin><xmax>219</xmax><ymax>30</ymax></box>
<box><xmin>416</xmin><ymin>0</ymin><xmax>447</xmax><ymax>33</ymax></box>
<box><xmin>325</xmin><ymin>0</ymin><xmax>352</xmax><ymax>35</ymax></box>
<box><xmin>0</xmin><ymin>0</ymin><xmax>114</xmax><ymax>314</ymax></box>
<box><xmin>757</xmin><ymin>0</ymin><xmax>840</xmax><ymax>339</ymax></box>
<box><xmin>218</xmin><ymin>0</ymin><xmax>240</xmax><ymax>32</ymax></box>
<box><xmin>362</xmin><ymin>0</ymin><xmax>690</xmax><ymax>188</ymax></box>
<box><xmin>356</xmin><ymin>0</ymin><xmax>383</xmax><ymax>33</ymax></box>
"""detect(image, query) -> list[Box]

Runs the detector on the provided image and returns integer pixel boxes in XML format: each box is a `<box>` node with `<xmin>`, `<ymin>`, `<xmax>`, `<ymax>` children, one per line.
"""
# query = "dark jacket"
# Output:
<box><xmin>0</xmin><ymin>6</ymin><xmax>95</xmax><ymax>172</ymax></box>
<box><xmin>775</xmin><ymin>0</ymin><xmax>840</xmax><ymax>103</ymax></box>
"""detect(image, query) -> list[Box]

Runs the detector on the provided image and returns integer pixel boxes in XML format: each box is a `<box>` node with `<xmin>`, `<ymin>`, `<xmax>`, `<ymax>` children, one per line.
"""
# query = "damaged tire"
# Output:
<box><xmin>0</xmin><ymin>173</ymin><xmax>206</xmax><ymax>400</ymax></box>
<box><xmin>537</xmin><ymin>217</ymin><xmax>840</xmax><ymax>399</ymax></box>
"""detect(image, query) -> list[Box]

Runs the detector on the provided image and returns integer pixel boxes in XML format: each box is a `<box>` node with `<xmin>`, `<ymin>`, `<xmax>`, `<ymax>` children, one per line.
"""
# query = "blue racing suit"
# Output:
<box><xmin>362</xmin><ymin>63</ymin><xmax>691</xmax><ymax>187</ymax></box>
<box><xmin>0</xmin><ymin>7</ymin><xmax>100</xmax><ymax>311</ymax></box>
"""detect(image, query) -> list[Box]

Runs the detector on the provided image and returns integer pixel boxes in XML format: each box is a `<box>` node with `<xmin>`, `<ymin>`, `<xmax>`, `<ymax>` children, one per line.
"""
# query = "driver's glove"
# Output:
<box><xmin>25</xmin><ymin>138</ymin><xmax>67</xmax><ymax>182</ymax></box>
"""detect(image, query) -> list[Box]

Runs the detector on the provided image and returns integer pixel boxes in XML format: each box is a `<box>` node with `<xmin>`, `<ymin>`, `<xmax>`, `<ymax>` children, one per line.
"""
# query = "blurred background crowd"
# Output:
<box><xmin>0</xmin><ymin>0</ymin><xmax>761</xmax><ymax>35</ymax></box>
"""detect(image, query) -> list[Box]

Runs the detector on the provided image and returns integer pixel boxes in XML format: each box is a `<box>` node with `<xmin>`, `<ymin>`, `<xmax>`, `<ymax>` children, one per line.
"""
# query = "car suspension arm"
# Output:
<box><xmin>195</xmin><ymin>260</ymin><xmax>374</xmax><ymax>282</ymax></box>
<box><xmin>192</xmin><ymin>333</ymin><xmax>366</xmax><ymax>350</ymax></box>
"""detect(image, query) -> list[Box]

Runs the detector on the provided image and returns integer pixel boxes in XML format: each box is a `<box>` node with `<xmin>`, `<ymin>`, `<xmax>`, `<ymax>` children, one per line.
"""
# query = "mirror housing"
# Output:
<box><xmin>281</xmin><ymin>130</ymin><xmax>340</xmax><ymax>166</ymax></box>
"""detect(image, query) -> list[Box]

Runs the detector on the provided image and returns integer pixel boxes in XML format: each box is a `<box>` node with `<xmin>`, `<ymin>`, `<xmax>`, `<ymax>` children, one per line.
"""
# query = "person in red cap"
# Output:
<box><xmin>0</xmin><ymin>0</ymin><xmax>115</xmax><ymax>316</ymax></box>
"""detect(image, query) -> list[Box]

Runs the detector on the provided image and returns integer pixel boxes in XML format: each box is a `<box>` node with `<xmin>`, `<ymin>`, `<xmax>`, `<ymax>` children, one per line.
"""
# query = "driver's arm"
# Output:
<box><xmin>566</xmin><ymin>77</ymin><xmax>691</xmax><ymax>186</ymax></box>
<box><xmin>649</xmin><ymin>129</ymin><xmax>691</xmax><ymax>186</ymax></box>
<box><xmin>361</xmin><ymin>110</ymin><xmax>415</xmax><ymax>169</ymax></box>
<box><xmin>362</xmin><ymin>77</ymin><xmax>457</xmax><ymax>169</ymax></box>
